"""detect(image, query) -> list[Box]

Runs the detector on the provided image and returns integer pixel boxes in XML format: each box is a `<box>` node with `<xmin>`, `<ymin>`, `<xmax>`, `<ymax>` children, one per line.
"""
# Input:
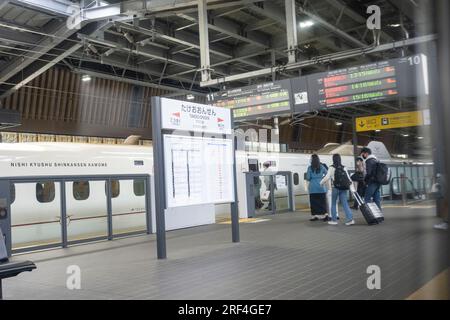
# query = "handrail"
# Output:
<box><xmin>11</xmin><ymin>210</ymin><xmax>146</xmax><ymax>228</ymax></box>
<box><xmin>390</xmin><ymin>176</ymin><xmax>426</xmax><ymax>196</ymax></box>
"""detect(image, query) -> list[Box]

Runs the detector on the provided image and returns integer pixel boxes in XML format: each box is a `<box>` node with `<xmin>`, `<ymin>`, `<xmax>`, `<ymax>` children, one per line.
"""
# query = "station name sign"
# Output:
<box><xmin>161</xmin><ymin>98</ymin><xmax>232</xmax><ymax>134</ymax></box>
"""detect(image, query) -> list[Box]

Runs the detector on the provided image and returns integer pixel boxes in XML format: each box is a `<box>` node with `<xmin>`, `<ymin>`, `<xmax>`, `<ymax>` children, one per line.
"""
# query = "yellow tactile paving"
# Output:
<box><xmin>217</xmin><ymin>218</ymin><xmax>272</xmax><ymax>225</ymax></box>
<box><xmin>406</xmin><ymin>269</ymin><xmax>449</xmax><ymax>300</ymax></box>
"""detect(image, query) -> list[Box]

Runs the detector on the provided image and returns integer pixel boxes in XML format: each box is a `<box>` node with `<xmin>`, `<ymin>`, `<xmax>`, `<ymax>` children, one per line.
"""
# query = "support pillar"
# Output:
<box><xmin>198</xmin><ymin>0</ymin><xmax>212</xmax><ymax>82</ymax></box>
<box><xmin>285</xmin><ymin>0</ymin><xmax>298</xmax><ymax>64</ymax></box>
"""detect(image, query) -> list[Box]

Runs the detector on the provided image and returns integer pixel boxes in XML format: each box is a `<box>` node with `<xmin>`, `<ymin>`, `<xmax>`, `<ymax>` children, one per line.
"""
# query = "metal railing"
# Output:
<box><xmin>0</xmin><ymin>174</ymin><xmax>152</xmax><ymax>255</ymax></box>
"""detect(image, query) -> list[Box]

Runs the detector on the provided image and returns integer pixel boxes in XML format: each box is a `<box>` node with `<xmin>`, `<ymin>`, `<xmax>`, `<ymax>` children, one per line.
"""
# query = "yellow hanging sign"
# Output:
<box><xmin>355</xmin><ymin>110</ymin><xmax>429</xmax><ymax>132</ymax></box>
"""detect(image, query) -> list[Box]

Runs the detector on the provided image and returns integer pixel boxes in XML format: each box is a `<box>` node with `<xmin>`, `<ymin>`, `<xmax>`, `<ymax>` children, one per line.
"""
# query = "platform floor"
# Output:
<box><xmin>3</xmin><ymin>203</ymin><xmax>449</xmax><ymax>300</ymax></box>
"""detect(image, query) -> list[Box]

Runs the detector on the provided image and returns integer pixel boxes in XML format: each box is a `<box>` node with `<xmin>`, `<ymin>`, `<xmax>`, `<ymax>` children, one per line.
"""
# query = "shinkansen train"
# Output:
<box><xmin>0</xmin><ymin>140</ymin><xmax>433</xmax><ymax>250</ymax></box>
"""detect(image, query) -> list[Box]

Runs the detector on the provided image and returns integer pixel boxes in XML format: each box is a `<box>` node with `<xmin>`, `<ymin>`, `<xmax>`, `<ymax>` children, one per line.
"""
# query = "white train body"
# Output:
<box><xmin>0</xmin><ymin>141</ymin><xmax>400</xmax><ymax>249</ymax></box>
<box><xmin>0</xmin><ymin>143</ymin><xmax>153</xmax><ymax>248</ymax></box>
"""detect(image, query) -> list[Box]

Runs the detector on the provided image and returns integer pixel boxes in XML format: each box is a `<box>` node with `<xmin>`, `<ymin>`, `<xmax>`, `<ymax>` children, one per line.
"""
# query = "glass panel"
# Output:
<box><xmin>36</xmin><ymin>182</ymin><xmax>55</xmax><ymax>203</ymax></box>
<box><xmin>397</xmin><ymin>166</ymin><xmax>405</xmax><ymax>195</ymax></box>
<box><xmin>66</xmin><ymin>180</ymin><xmax>108</xmax><ymax>242</ymax></box>
<box><xmin>256</xmin><ymin>176</ymin><xmax>268</xmax><ymax>214</ymax></box>
<box><xmin>133</xmin><ymin>179</ymin><xmax>145</xmax><ymax>196</ymax></box>
<box><xmin>112</xmin><ymin>179</ymin><xmax>147</xmax><ymax>236</ymax></box>
<box><xmin>73</xmin><ymin>181</ymin><xmax>90</xmax><ymax>200</ymax></box>
<box><xmin>412</xmin><ymin>167</ymin><xmax>419</xmax><ymax>190</ymax></box>
<box><xmin>274</xmin><ymin>174</ymin><xmax>290</xmax><ymax>212</ymax></box>
<box><xmin>11</xmin><ymin>182</ymin><xmax>62</xmax><ymax>250</ymax></box>
<box><xmin>293</xmin><ymin>173</ymin><xmax>299</xmax><ymax>186</ymax></box>
<box><xmin>381</xmin><ymin>183</ymin><xmax>390</xmax><ymax>197</ymax></box>
<box><xmin>105</xmin><ymin>180</ymin><xmax>120</xmax><ymax>198</ymax></box>
<box><xmin>10</xmin><ymin>183</ymin><xmax>15</xmax><ymax>204</ymax></box>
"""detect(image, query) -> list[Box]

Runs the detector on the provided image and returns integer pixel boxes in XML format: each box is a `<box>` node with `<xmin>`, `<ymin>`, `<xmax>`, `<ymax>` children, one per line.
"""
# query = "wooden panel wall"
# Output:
<box><xmin>0</xmin><ymin>66</ymin><xmax>171</xmax><ymax>138</ymax></box>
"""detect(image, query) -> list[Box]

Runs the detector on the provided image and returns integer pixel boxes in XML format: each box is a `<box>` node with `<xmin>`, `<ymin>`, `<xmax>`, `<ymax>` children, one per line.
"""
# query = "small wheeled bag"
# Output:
<box><xmin>353</xmin><ymin>192</ymin><xmax>384</xmax><ymax>225</ymax></box>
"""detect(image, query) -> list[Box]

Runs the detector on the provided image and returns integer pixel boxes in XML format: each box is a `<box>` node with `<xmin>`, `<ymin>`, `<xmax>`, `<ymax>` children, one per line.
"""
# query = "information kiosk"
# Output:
<box><xmin>151</xmin><ymin>97</ymin><xmax>239</xmax><ymax>259</ymax></box>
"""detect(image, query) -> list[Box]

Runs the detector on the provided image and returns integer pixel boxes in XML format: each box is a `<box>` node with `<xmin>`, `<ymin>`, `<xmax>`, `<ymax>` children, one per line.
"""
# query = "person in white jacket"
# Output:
<box><xmin>320</xmin><ymin>154</ymin><xmax>355</xmax><ymax>226</ymax></box>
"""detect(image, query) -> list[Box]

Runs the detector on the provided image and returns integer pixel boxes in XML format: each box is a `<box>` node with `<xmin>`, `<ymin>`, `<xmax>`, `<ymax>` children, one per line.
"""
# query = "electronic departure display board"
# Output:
<box><xmin>207</xmin><ymin>54</ymin><xmax>429</xmax><ymax>120</ymax></box>
<box><xmin>207</xmin><ymin>79</ymin><xmax>293</xmax><ymax>120</ymax></box>
<box><xmin>295</xmin><ymin>54</ymin><xmax>429</xmax><ymax>111</ymax></box>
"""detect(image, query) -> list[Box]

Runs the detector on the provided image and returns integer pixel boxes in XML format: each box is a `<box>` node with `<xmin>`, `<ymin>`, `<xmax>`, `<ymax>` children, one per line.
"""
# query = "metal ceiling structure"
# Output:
<box><xmin>0</xmin><ymin>0</ymin><xmax>436</xmax><ymax>125</ymax></box>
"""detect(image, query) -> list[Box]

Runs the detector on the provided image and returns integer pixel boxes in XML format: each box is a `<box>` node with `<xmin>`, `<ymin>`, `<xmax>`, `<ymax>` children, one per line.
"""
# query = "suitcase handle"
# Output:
<box><xmin>352</xmin><ymin>191</ymin><xmax>365</xmax><ymax>206</ymax></box>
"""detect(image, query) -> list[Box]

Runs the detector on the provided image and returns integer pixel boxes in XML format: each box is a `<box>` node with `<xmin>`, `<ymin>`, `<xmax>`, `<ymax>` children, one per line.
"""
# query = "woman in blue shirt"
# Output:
<box><xmin>305</xmin><ymin>154</ymin><xmax>328</xmax><ymax>221</ymax></box>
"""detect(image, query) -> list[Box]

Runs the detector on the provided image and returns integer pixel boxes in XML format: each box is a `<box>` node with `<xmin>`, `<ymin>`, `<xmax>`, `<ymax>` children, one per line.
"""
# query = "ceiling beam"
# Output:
<box><xmin>79</xmin><ymin>33</ymin><xmax>197</xmax><ymax>69</ymax></box>
<box><xmin>114</xmin><ymin>20</ymin><xmax>233</xmax><ymax>59</ymax></box>
<box><xmin>325</xmin><ymin>0</ymin><xmax>393</xmax><ymax>43</ymax></box>
<box><xmin>0</xmin><ymin>20</ymin><xmax>79</xmax><ymax>85</ymax></box>
<box><xmin>8</xmin><ymin>0</ymin><xmax>73</xmax><ymax>17</ymax></box>
<box><xmin>0</xmin><ymin>21</ymin><xmax>112</xmax><ymax>99</ymax></box>
<box><xmin>0</xmin><ymin>22</ymin><xmax>43</xmax><ymax>44</ymax></box>
<box><xmin>297</xmin><ymin>6</ymin><xmax>367</xmax><ymax>48</ymax></box>
<box><xmin>0</xmin><ymin>1</ymin><xmax>9</xmax><ymax>11</ymax></box>
<box><xmin>80</xmin><ymin>0</ymin><xmax>270</xmax><ymax>22</ymax></box>
<box><xmin>72</xmin><ymin>68</ymin><xmax>203</xmax><ymax>95</ymax></box>
<box><xmin>176</xmin><ymin>12</ymin><xmax>271</xmax><ymax>49</ymax></box>
<box><xmin>200</xmin><ymin>34</ymin><xmax>437</xmax><ymax>86</ymax></box>
<box><xmin>69</xmin><ymin>52</ymin><xmax>205</xmax><ymax>87</ymax></box>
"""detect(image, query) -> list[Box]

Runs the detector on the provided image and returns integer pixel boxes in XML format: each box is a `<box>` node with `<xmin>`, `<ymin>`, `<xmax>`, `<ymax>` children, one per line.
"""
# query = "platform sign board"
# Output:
<box><xmin>207</xmin><ymin>79</ymin><xmax>293</xmax><ymax>121</ymax></box>
<box><xmin>161</xmin><ymin>98</ymin><xmax>232</xmax><ymax>134</ymax></box>
<box><xmin>355</xmin><ymin>109</ymin><xmax>431</xmax><ymax>132</ymax></box>
<box><xmin>152</xmin><ymin>97</ymin><xmax>239</xmax><ymax>259</ymax></box>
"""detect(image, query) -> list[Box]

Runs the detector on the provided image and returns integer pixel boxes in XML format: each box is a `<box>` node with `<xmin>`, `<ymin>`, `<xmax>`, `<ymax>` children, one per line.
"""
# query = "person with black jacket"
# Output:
<box><xmin>351</xmin><ymin>156</ymin><xmax>366</xmax><ymax>210</ymax></box>
<box><xmin>361</xmin><ymin>147</ymin><xmax>382</xmax><ymax>210</ymax></box>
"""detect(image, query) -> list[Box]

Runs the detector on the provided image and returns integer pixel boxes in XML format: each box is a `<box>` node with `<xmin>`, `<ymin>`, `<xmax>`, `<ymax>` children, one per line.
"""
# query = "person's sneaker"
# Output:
<box><xmin>328</xmin><ymin>221</ymin><xmax>338</xmax><ymax>225</ymax></box>
<box><xmin>322</xmin><ymin>216</ymin><xmax>330</xmax><ymax>222</ymax></box>
<box><xmin>345</xmin><ymin>220</ymin><xmax>355</xmax><ymax>226</ymax></box>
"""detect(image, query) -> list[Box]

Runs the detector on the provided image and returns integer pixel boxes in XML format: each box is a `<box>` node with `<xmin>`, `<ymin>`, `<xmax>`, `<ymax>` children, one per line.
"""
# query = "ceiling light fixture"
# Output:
<box><xmin>87</xmin><ymin>44</ymin><xmax>98</xmax><ymax>54</ymax></box>
<box><xmin>124</xmin><ymin>32</ymin><xmax>134</xmax><ymax>43</ymax></box>
<box><xmin>299</xmin><ymin>20</ymin><xmax>314</xmax><ymax>29</ymax></box>
<box><xmin>104</xmin><ymin>48</ymin><xmax>115</xmax><ymax>57</ymax></box>
<box><xmin>335</xmin><ymin>121</ymin><xmax>343</xmax><ymax>126</ymax></box>
<box><xmin>81</xmin><ymin>74</ymin><xmax>92</xmax><ymax>82</ymax></box>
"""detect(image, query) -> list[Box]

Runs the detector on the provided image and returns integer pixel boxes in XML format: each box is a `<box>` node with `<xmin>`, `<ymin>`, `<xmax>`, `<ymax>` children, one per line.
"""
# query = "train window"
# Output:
<box><xmin>10</xmin><ymin>184</ymin><xmax>15</xmax><ymax>204</ymax></box>
<box><xmin>73</xmin><ymin>181</ymin><xmax>90</xmax><ymax>200</ymax></box>
<box><xmin>105</xmin><ymin>180</ymin><xmax>120</xmax><ymax>198</ymax></box>
<box><xmin>293</xmin><ymin>173</ymin><xmax>299</xmax><ymax>186</ymax></box>
<box><xmin>133</xmin><ymin>179</ymin><xmax>145</xmax><ymax>197</ymax></box>
<box><xmin>36</xmin><ymin>182</ymin><xmax>55</xmax><ymax>203</ymax></box>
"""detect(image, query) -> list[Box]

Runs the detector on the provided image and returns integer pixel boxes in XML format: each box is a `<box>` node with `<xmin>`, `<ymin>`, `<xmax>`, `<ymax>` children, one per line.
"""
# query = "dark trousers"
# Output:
<box><xmin>365</xmin><ymin>183</ymin><xmax>382</xmax><ymax>210</ymax></box>
<box><xmin>353</xmin><ymin>182</ymin><xmax>367</xmax><ymax>208</ymax></box>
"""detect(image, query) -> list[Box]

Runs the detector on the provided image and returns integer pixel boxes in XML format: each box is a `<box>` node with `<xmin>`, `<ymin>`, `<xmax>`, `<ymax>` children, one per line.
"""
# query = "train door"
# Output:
<box><xmin>10</xmin><ymin>181</ymin><xmax>63</xmax><ymax>252</ymax></box>
<box><xmin>0</xmin><ymin>180</ymin><xmax>11</xmax><ymax>257</ymax></box>
<box><xmin>248</xmin><ymin>159</ymin><xmax>265</xmax><ymax>214</ymax></box>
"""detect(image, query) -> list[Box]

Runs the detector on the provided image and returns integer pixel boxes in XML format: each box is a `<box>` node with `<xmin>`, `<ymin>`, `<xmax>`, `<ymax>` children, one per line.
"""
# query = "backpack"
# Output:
<box><xmin>375</xmin><ymin>162</ymin><xmax>391</xmax><ymax>185</ymax></box>
<box><xmin>333</xmin><ymin>165</ymin><xmax>352</xmax><ymax>190</ymax></box>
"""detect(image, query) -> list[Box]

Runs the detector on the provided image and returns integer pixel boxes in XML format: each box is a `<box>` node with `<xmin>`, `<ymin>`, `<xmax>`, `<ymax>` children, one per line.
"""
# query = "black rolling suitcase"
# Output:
<box><xmin>353</xmin><ymin>191</ymin><xmax>384</xmax><ymax>225</ymax></box>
